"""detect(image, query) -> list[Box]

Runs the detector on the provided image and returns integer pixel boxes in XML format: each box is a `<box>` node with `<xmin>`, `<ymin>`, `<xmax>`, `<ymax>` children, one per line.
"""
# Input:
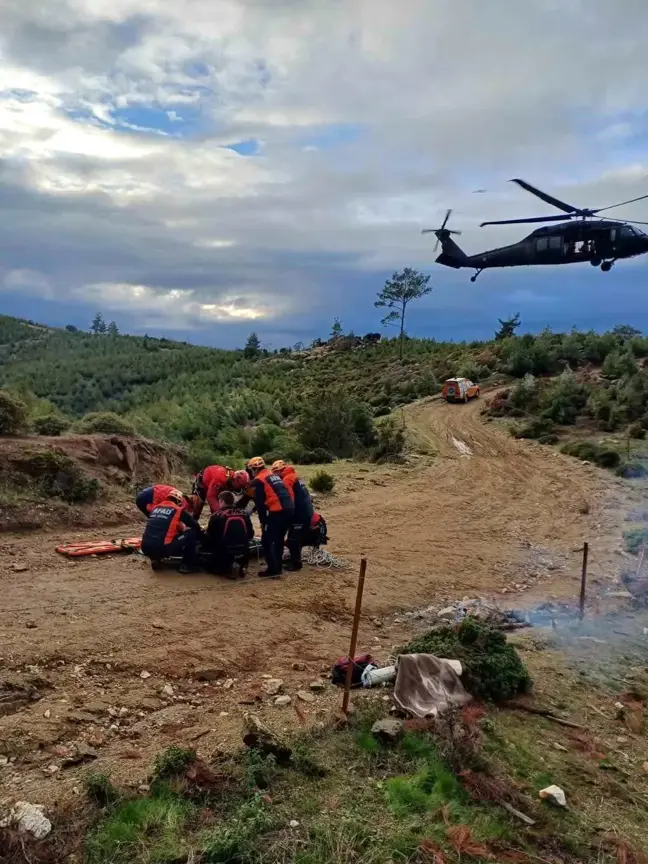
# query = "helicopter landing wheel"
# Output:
<box><xmin>600</xmin><ymin>260</ymin><xmax>613</xmax><ymax>272</ymax></box>
<box><xmin>591</xmin><ymin>258</ymin><xmax>601</xmax><ymax>267</ymax></box>
<box><xmin>470</xmin><ymin>268</ymin><xmax>483</xmax><ymax>283</ymax></box>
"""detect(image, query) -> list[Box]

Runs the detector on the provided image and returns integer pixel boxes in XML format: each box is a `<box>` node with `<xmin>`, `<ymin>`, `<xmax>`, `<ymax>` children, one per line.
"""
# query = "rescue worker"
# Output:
<box><xmin>193</xmin><ymin>466</ymin><xmax>250</xmax><ymax>518</ymax></box>
<box><xmin>141</xmin><ymin>490</ymin><xmax>203</xmax><ymax>574</ymax></box>
<box><xmin>270</xmin><ymin>460</ymin><xmax>314</xmax><ymax>571</ymax></box>
<box><xmin>203</xmin><ymin>491</ymin><xmax>254</xmax><ymax>579</ymax></box>
<box><xmin>136</xmin><ymin>484</ymin><xmax>185</xmax><ymax>517</ymax></box>
<box><xmin>246</xmin><ymin>456</ymin><xmax>294</xmax><ymax>579</ymax></box>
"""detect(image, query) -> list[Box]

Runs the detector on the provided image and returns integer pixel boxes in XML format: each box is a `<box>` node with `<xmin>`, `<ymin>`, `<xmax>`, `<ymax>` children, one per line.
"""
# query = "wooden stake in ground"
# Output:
<box><xmin>579</xmin><ymin>542</ymin><xmax>589</xmax><ymax>621</ymax></box>
<box><xmin>342</xmin><ymin>558</ymin><xmax>367</xmax><ymax>715</ymax></box>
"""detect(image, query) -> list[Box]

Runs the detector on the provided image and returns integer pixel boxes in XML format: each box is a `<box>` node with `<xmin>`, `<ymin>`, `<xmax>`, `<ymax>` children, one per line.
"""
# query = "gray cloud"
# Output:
<box><xmin>1</xmin><ymin>0</ymin><xmax>648</xmax><ymax>338</ymax></box>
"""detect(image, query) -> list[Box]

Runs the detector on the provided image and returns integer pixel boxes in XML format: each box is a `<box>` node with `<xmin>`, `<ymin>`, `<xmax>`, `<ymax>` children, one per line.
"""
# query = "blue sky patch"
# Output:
<box><xmin>223</xmin><ymin>139</ymin><xmax>261</xmax><ymax>156</ymax></box>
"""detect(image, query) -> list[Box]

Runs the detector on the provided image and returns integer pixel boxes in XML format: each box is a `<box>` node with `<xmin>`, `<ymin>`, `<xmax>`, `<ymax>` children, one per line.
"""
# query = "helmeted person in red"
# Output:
<box><xmin>141</xmin><ymin>490</ymin><xmax>203</xmax><ymax>573</ymax></box>
<box><xmin>135</xmin><ymin>484</ymin><xmax>180</xmax><ymax>517</ymax></box>
<box><xmin>246</xmin><ymin>456</ymin><xmax>294</xmax><ymax>579</ymax></box>
<box><xmin>271</xmin><ymin>460</ymin><xmax>314</xmax><ymax>571</ymax></box>
<box><xmin>193</xmin><ymin>467</ymin><xmax>250</xmax><ymax>518</ymax></box>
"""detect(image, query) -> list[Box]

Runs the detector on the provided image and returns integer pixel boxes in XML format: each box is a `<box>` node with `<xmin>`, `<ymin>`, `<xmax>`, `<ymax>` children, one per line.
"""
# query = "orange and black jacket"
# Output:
<box><xmin>252</xmin><ymin>468</ymin><xmax>294</xmax><ymax>525</ymax></box>
<box><xmin>279</xmin><ymin>466</ymin><xmax>314</xmax><ymax>526</ymax></box>
<box><xmin>141</xmin><ymin>499</ymin><xmax>201</xmax><ymax>551</ymax></box>
<box><xmin>136</xmin><ymin>484</ymin><xmax>177</xmax><ymax>515</ymax></box>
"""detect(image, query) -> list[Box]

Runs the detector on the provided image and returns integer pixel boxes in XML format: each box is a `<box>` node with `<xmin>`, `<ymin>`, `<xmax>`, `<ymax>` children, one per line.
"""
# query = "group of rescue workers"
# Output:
<box><xmin>135</xmin><ymin>457</ymin><xmax>327</xmax><ymax>579</ymax></box>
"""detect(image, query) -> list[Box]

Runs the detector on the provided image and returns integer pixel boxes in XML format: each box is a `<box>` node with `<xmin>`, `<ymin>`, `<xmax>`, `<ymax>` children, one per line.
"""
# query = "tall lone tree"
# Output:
<box><xmin>375</xmin><ymin>267</ymin><xmax>432</xmax><ymax>360</ymax></box>
<box><xmin>244</xmin><ymin>331</ymin><xmax>261</xmax><ymax>359</ymax></box>
<box><xmin>330</xmin><ymin>317</ymin><xmax>343</xmax><ymax>339</ymax></box>
<box><xmin>107</xmin><ymin>321</ymin><xmax>119</xmax><ymax>336</ymax></box>
<box><xmin>90</xmin><ymin>312</ymin><xmax>106</xmax><ymax>334</ymax></box>
<box><xmin>495</xmin><ymin>313</ymin><xmax>521</xmax><ymax>340</ymax></box>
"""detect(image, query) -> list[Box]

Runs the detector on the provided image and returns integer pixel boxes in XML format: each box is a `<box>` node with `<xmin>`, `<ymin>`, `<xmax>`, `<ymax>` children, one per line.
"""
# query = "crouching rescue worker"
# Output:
<box><xmin>136</xmin><ymin>484</ymin><xmax>191</xmax><ymax>517</ymax></box>
<box><xmin>246</xmin><ymin>456</ymin><xmax>293</xmax><ymax>578</ymax></box>
<box><xmin>193</xmin><ymin>465</ymin><xmax>250</xmax><ymax>518</ymax></box>
<box><xmin>141</xmin><ymin>489</ymin><xmax>202</xmax><ymax>574</ymax></box>
<box><xmin>203</xmin><ymin>491</ymin><xmax>254</xmax><ymax>578</ymax></box>
<box><xmin>271</xmin><ymin>461</ymin><xmax>313</xmax><ymax>571</ymax></box>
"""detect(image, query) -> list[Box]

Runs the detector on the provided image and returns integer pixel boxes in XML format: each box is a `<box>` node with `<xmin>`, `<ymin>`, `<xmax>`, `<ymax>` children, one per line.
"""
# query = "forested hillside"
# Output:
<box><xmin>1</xmin><ymin>314</ymin><xmax>647</xmax><ymax>472</ymax></box>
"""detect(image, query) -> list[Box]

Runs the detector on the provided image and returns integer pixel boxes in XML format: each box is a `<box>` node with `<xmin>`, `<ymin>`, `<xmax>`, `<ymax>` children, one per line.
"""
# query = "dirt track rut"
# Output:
<box><xmin>0</xmin><ymin>395</ymin><xmax>629</xmax><ymax>804</ymax></box>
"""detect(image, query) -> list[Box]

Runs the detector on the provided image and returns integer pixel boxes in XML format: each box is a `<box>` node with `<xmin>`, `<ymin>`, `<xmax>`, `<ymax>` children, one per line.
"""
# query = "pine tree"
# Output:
<box><xmin>330</xmin><ymin>318</ymin><xmax>343</xmax><ymax>339</ymax></box>
<box><xmin>244</xmin><ymin>332</ymin><xmax>261</xmax><ymax>359</ymax></box>
<box><xmin>495</xmin><ymin>313</ymin><xmax>521</xmax><ymax>340</ymax></box>
<box><xmin>375</xmin><ymin>268</ymin><xmax>432</xmax><ymax>360</ymax></box>
<box><xmin>107</xmin><ymin>321</ymin><xmax>119</xmax><ymax>336</ymax></box>
<box><xmin>90</xmin><ymin>312</ymin><xmax>106</xmax><ymax>334</ymax></box>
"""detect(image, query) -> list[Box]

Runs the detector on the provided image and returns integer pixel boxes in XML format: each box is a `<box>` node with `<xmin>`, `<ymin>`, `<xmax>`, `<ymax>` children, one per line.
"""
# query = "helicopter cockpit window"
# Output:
<box><xmin>548</xmin><ymin>236</ymin><xmax>563</xmax><ymax>250</ymax></box>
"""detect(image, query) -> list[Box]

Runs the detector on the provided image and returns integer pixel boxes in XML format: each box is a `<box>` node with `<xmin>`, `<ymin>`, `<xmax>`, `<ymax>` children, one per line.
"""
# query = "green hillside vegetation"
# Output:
<box><xmin>1</xmin><ymin>314</ymin><xmax>647</xmax><ymax>472</ymax></box>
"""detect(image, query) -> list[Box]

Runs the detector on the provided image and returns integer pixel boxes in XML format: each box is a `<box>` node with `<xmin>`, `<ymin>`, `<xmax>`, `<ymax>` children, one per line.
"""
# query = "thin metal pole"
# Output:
<box><xmin>579</xmin><ymin>542</ymin><xmax>589</xmax><ymax>620</ymax></box>
<box><xmin>342</xmin><ymin>558</ymin><xmax>367</xmax><ymax>715</ymax></box>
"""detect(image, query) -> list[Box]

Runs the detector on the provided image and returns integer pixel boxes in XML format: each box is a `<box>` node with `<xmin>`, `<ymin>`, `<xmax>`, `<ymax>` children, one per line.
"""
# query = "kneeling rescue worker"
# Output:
<box><xmin>203</xmin><ymin>491</ymin><xmax>254</xmax><ymax>579</ymax></box>
<box><xmin>193</xmin><ymin>465</ymin><xmax>250</xmax><ymax>518</ymax></box>
<box><xmin>141</xmin><ymin>489</ymin><xmax>202</xmax><ymax>574</ymax></box>
<box><xmin>246</xmin><ymin>456</ymin><xmax>293</xmax><ymax>578</ymax></box>
<box><xmin>135</xmin><ymin>484</ymin><xmax>196</xmax><ymax>517</ymax></box>
<box><xmin>271</xmin><ymin>460</ymin><xmax>313</xmax><ymax>571</ymax></box>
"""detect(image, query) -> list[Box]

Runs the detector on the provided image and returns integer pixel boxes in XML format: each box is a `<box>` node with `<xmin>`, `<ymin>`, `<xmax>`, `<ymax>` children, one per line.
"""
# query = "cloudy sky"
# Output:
<box><xmin>1</xmin><ymin>0</ymin><xmax>648</xmax><ymax>348</ymax></box>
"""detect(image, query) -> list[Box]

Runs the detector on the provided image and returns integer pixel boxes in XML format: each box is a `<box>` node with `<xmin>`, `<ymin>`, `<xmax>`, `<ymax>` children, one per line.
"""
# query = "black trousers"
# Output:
<box><xmin>204</xmin><ymin>547</ymin><xmax>250</xmax><ymax>576</ymax></box>
<box><xmin>142</xmin><ymin>528</ymin><xmax>200</xmax><ymax>567</ymax></box>
<box><xmin>287</xmin><ymin>524</ymin><xmax>305</xmax><ymax>566</ymax></box>
<box><xmin>262</xmin><ymin>512</ymin><xmax>291</xmax><ymax>575</ymax></box>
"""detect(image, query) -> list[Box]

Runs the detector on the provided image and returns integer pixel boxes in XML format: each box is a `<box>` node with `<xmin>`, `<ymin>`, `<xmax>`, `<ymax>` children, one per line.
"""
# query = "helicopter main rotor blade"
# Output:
<box><xmin>598</xmin><ymin>216</ymin><xmax>648</xmax><ymax>226</ymax></box>
<box><xmin>510</xmin><ymin>178</ymin><xmax>580</xmax><ymax>214</ymax></box>
<box><xmin>440</xmin><ymin>208</ymin><xmax>452</xmax><ymax>231</ymax></box>
<box><xmin>594</xmin><ymin>192</ymin><xmax>648</xmax><ymax>213</ymax></box>
<box><xmin>480</xmin><ymin>215</ymin><xmax>567</xmax><ymax>227</ymax></box>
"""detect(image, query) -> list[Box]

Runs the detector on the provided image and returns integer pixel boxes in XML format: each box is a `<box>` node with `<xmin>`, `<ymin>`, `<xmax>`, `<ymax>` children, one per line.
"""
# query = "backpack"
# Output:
<box><xmin>305</xmin><ymin>514</ymin><xmax>328</xmax><ymax>548</ymax></box>
<box><xmin>222</xmin><ymin>511</ymin><xmax>248</xmax><ymax>552</ymax></box>
<box><xmin>331</xmin><ymin>653</ymin><xmax>374</xmax><ymax>687</ymax></box>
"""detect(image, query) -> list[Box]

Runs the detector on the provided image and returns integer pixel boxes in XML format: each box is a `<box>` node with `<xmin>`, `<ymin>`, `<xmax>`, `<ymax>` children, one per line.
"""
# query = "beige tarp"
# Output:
<box><xmin>393</xmin><ymin>653</ymin><xmax>472</xmax><ymax>718</ymax></box>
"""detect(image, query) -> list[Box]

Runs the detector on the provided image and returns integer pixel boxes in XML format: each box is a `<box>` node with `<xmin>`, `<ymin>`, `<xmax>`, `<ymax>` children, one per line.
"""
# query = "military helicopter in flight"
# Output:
<box><xmin>422</xmin><ymin>178</ymin><xmax>648</xmax><ymax>282</ymax></box>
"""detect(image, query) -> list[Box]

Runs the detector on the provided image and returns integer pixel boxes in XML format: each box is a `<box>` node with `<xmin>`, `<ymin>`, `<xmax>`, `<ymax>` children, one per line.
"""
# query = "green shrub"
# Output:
<box><xmin>540</xmin><ymin>372</ymin><xmax>587</xmax><ymax>425</ymax></box>
<box><xmin>616</xmin><ymin>460</ymin><xmax>647</xmax><ymax>479</ymax></box>
<box><xmin>32</xmin><ymin>414</ymin><xmax>70</xmax><ymax>436</ymax></box>
<box><xmin>400</xmin><ymin>617</ymin><xmax>531</xmax><ymax>702</ymax></box>
<box><xmin>84</xmin><ymin>771</ymin><xmax>121</xmax><ymax>808</ymax></box>
<box><xmin>16</xmin><ymin>450</ymin><xmax>101</xmax><ymax>502</ymax></box>
<box><xmin>310</xmin><ymin>470</ymin><xmax>335</xmax><ymax>493</ymax></box>
<box><xmin>78</xmin><ymin>411</ymin><xmax>136</xmax><ymax>437</ymax></box>
<box><xmin>153</xmin><ymin>745</ymin><xmax>196</xmax><ymax>779</ymax></box>
<box><xmin>298</xmin><ymin>391</ymin><xmax>362</xmax><ymax>457</ymax></box>
<box><xmin>0</xmin><ymin>390</ymin><xmax>28</xmax><ymax>435</ymax></box>
<box><xmin>373</xmin><ymin>405</ymin><xmax>391</xmax><ymax>418</ymax></box>
<box><xmin>628</xmin><ymin>421</ymin><xmax>646</xmax><ymax>440</ymax></box>
<box><xmin>623</xmin><ymin>527</ymin><xmax>648</xmax><ymax>555</ymax></box>
<box><xmin>602</xmin><ymin>349</ymin><xmax>638</xmax><ymax>379</ymax></box>
<box><xmin>372</xmin><ymin>416</ymin><xmax>406</xmax><ymax>461</ymax></box>
<box><xmin>561</xmin><ymin>440</ymin><xmax>620</xmax><ymax>470</ymax></box>
<box><xmin>300</xmin><ymin>448</ymin><xmax>335</xmax><ymax>464</ymax></box>
<box><xmin>513</xmin><ymin>417</ymin><xmax>555</xmax><ymax>440</ymax></box>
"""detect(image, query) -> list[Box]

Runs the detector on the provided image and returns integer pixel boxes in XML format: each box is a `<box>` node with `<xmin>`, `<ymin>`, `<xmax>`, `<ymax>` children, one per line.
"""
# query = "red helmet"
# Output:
<box><xmin>231</xmin><ymin>469</ymin><xmax>250</xmax><ymax>491</ymax></box>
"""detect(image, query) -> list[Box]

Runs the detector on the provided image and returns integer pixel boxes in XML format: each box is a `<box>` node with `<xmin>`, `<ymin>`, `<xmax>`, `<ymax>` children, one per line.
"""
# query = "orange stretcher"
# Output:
<box><xmin>56</xmin><ymin>537</ymin><xmax>142</xmax><ymax>557</ymax></box>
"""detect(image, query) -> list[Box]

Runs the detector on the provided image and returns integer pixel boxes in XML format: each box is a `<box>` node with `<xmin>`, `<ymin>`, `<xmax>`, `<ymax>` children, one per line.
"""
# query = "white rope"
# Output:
<box><xmin>301</xmin><ymin>547</ymin><xmax>349</xmax><ymax>569</ymax></box>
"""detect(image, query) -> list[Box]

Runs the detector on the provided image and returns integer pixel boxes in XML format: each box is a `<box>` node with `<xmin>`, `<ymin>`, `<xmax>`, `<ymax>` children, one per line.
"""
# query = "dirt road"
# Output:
<box><xmin>0</xmin><ymin>396</ymin><xmax>631</xmax><ymax>804</ymax></box>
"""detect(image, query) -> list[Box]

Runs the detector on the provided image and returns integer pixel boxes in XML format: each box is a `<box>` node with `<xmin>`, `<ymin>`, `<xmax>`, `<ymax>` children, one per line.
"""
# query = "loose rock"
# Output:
<box><xmin>309</xmin><ymin>680</ymin><xmax>326</xmax><ymax>692</ymax></box>
<box><xmin>297</xmin><ymin>690</ymin><xmax>315</xmax><ymax>704</ymax></box>
<box><xmin>274</xmin><ymin>695</ymin><xmax>292</xmax><ymax>707</ymax></box>
<box><xmin>371</xmin><ymin>717</ymin><xmax>404</xmax><ymax>744</ymax></box>
<box><xmin>163</xmin><ymin>684</ymin><xmax>174</xmax><ymax>697</ymax></box>
<box><xmin>12</xmin><ymin>563</ymin><xmax>30</xmax><ymax>573</ymax></box>
<box><xmin>539</xmin><ymin>785</ymin><xmax>567</xmax><ymax>807</ymax></box>
<box><xmin>4</xmin><ymin>802</ymin><xmax>52</xmax><ymax>840</ymax></box>
<box><xmin>242</xmin><ymin>713</ymin><xmax>292</xmax><ymax>763</ymax></box>
<box><xmin>263</xmin><ymin>679</ymin><xmax>284</xmax><ymax>697</ymax></box>
<box><xmin>140</xmin><ymin>670</ymin><xmax>151</xmax><ymax>680</ymax></box>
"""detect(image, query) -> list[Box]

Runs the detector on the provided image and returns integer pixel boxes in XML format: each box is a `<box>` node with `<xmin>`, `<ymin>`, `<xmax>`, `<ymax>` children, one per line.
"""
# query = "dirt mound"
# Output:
<box><xmin>0</xmin><ymin>434</ymin><xmax>187</xmax><ymax>532</ymax></box>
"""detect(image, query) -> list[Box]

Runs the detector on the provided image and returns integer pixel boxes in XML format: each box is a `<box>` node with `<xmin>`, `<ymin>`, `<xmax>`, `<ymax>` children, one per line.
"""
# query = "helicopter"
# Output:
<box><xmin>422</xmin><ymin>178</ymin><xmax>648</xmax><ymax>282</ymax></box>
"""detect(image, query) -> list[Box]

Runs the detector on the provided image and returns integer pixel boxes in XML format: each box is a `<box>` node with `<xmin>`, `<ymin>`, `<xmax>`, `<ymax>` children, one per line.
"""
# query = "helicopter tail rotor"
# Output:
<box><xmin>421</xmin><ymin>209</ymin><xmax>462</xmax><ymax>253</ymax></box>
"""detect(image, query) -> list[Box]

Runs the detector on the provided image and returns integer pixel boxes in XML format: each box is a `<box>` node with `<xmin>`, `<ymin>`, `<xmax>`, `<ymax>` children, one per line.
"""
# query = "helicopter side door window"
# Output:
<box><xmin>548</xmin><ymin>236</ymin><xmax>563</xmax><ymax>252</ymax></box>
<box><xmin>535</xmin><ymin>237</ymin><xmax>549</xmax><ymax>252</ymax></box>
